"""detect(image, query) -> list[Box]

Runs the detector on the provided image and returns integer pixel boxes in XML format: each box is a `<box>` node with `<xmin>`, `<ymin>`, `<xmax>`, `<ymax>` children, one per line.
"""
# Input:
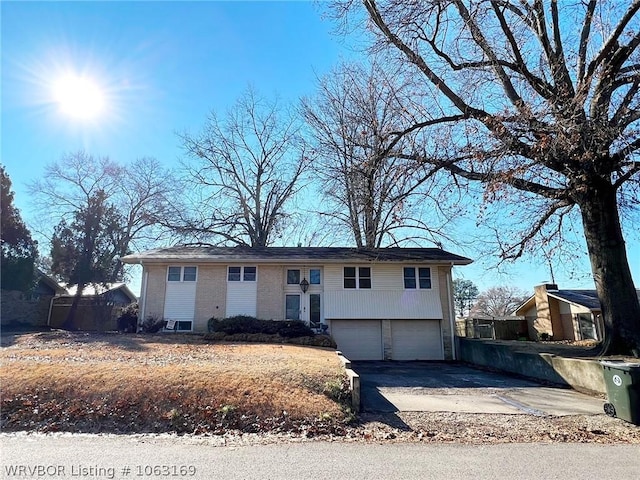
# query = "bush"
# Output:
<box><xmin>277</xmin><ymin>320</ymin><xmax>315</xmax><ymax>338</ymax></box>
<box><xmin>140</xmin><ymin>316</ymin><xmax>166</xmax><ymax>333</ymax></box>
<box><xmin>207</xmin><ymin>316</ymin><xmax>316</xmax><ymax>339</ymax></box>
<box><xmin>117</xmin><ymin>303</ymin><xmax>138</xmax><ymax>333</ymax></box>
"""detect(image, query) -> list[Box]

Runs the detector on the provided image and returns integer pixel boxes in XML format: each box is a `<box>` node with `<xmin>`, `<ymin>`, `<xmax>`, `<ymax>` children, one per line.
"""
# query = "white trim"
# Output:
<box><xmin>227</xmin><ymin>265</ymin><xmax>258</xmax><ymax>283</ymax></box>
<box><xmin>343</xmin><ymin>266</ymin><xmax>372</xmax><ymax>289</ymax></box>
<box><xmin>167</xmin><ymin>265</ymin><xmax>198</xmax><ymax>283</ymax></box>
<box><xmin>403</xmin><ymin>266</ymin><xmax>432</xmax><ymax>290</ymax></box>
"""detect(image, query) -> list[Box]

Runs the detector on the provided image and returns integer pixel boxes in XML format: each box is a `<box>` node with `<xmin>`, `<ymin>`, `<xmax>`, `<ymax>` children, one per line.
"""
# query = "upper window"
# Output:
<box><xmin>344</xmin><ymin>267</ymin><xmax>372</xmax><ymax>289</ymax></box>
<box><xmin>243</xmin><ymin>266</ymin><xmax>257</xmax><ymax>282</ymax></box>
<box><xmin>167</xmin><ymin>266</ymin><xmax>197</xmax><ymax>282</ymax></box>
<box><xmin>287</xmin><ymin>269</ymin><xmax>301</xmax><ymax>285</ymax></box>
<box><xmin>309</xmin><ymin>268</ymin><xmax>321</xmax><ymax>285</ymax></box>
<box><xmin>228</xmin><ymin>266</ymin><xmax>257</xmax><ymax>282</ymax></box>
<box><xmin>404</xmin><ymin>267</ymin><xmax>431</xmax><ymax>289</ymax></box>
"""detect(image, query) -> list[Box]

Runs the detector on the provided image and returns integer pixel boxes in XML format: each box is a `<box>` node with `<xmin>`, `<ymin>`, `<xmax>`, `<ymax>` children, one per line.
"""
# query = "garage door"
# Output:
<box><xmin>331</xmin><ymin>320</ymin><xmax>383</xmax><ymax>361</ymax></box>
<box><xmin>391</xmin><ymin>320</ymin><xmax>443</xmax><ymax>360</ymax></box>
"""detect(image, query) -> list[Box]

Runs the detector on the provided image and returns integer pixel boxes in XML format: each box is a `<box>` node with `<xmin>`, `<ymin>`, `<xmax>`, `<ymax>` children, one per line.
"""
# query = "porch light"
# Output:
<box><xmin>300</xmin><ymin>278</ymin><xmax>309</xmax><ymax>293</ymax></box>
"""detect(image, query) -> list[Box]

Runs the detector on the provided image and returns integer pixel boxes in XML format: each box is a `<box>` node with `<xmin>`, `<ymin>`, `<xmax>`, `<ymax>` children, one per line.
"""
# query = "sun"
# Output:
<box><xmin>53</xmin><ymin>74</ymin><xmax>105</xmax><ymax>119</ymax></box>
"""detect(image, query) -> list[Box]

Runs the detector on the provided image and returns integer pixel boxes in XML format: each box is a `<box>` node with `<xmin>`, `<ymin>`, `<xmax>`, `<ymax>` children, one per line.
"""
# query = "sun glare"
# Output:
<box><xmin>53</xmin><ymin>74</ymin><xmax>105</xmax><ymax>119</ymax></box>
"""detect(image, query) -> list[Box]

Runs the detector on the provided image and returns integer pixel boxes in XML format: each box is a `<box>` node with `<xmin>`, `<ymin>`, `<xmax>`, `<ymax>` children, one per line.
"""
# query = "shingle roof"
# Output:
<box><xmin>548</xmin><ymin>290</ymin><xmax>601</xmax><ymax>311</ymax></box>
<box><xmin>122</xmin><ymin>246</ymin><xmax>473</xmax><ymax>265</ymax></box>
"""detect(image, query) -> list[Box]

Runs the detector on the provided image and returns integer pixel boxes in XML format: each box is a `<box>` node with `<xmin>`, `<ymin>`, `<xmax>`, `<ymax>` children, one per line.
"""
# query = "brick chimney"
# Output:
<box><xmin>533</xmin><ymin>283</ymin><xmax>562</xmax><ymax>339</ymax></box>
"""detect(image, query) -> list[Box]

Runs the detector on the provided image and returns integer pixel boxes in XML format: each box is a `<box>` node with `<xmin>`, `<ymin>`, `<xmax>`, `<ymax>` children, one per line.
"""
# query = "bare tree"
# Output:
<box><xmin>29</xmin><ymin>151</ymin><xmax>175</xmax><ymax>281</ymax></box>
<box><xmin>301</xmin><ymin>61</ymin><xmax>455</xmax><ymax>248</ymax></box>
<box><xmin>174</xmin><ymin>88</ymin><xmax>310</xmax><ymax>247</ymax></box>
<box><xmin>331</xmin><ymin>0</ymin><xmax>640</xmax><ymax>354</ymax></box>
<box><xmin>470</xmin><ymin>286</ymin><xmax>529</xmax><ymax>318</ymax></box>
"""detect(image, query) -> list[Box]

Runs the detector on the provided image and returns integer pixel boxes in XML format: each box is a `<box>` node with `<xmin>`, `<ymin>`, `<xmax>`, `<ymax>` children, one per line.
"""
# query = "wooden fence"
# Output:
<box><xmin>456</xmin><ymin>316</ymin><xmax>529</xmax><ymax>341</ymax></box>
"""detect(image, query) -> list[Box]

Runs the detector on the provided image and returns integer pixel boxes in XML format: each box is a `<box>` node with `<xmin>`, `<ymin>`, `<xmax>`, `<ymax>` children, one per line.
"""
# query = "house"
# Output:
<box><xmin>1</xmin><ymin>269</ymin><xmax>68</xmax><ymax>328</ymax></box>
<box><xmin>121</xmin><ymin>246</ymin><xmax>472</xmax><ymax>361</ymax></box>
<box><xmin>48</xmin><ymin>282</ymin><xmax>138</xmax><ymax>331</ymax></box>
<box><xmin>515</xmin><ymin>283</ymin><xmax>609</xmax><ymax>341</ymax></box>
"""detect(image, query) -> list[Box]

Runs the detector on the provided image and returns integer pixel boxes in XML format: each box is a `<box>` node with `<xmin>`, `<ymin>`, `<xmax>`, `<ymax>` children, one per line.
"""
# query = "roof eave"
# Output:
<box><xmin>122</xmin><ymin>255</ymin><xmax>473</xmax><ymax>266</ymax></box>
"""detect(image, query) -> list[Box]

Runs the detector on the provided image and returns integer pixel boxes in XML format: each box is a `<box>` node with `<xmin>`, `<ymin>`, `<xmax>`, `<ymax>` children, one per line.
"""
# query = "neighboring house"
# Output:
<box><xmin>0</xmin><ymin>269</ymin><xmax>67</xmax><ymax>328</ymax></box>
<box><xmin>515</xmin><ymin>283</ymin><xmax>619</xmax><ymax>342</ymax></box>
<box><xmin>34</xmin><ymin>269</ymin><xmax>68</xmax><ymax>298</ymax></box>
<box><xmin>49</xmin><ymin>283</ymin><xmax>137</xmax><ymax>331</ymax></box>
<box><xmin>121</xmin><ymin>246</ymin><xmax>472</xmax><ymax>361</ymax></box>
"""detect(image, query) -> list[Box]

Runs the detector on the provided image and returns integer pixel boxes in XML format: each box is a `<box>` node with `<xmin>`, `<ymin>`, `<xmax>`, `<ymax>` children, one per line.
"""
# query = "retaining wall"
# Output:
<box><xmin>457</xmin><ymin>337</ymin><xmax>606</xmax><ymax>395</ymax></box>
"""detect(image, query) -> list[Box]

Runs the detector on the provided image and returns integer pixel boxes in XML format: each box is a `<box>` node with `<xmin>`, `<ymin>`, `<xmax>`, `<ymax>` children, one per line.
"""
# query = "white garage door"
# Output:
<box><xmin>331</xmin><ymin>320</ymin><xmax>383</xmax><ymax>361</ymax></box>
<box><xmin>391</xmin><ymin>320</ymin><xmax>443</xmax><ymax>360</ymax></box>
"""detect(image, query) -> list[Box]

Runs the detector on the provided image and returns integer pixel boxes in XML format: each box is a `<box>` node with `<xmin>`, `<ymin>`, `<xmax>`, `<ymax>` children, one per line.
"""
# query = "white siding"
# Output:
<box><xmin>226</xmin><ymin>282</ymin><xmax>257</xmax><ymax>317</ymax></box>
<box><xmin>325</xmin><ymin>290</ymin><xmax>442</xmax><ymax>319</ymax></box>
<box><xmin>164</xmin><ymin>283</ymin><xmax>196</xmax><ymax>321</ymax></box>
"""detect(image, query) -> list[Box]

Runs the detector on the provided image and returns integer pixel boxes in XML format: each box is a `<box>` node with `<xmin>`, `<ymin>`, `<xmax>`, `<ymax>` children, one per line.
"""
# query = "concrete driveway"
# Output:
<box><xmin>353</xmin><ymin>362</ymin><xmax>605</xmax><ymax>416</ymax></box>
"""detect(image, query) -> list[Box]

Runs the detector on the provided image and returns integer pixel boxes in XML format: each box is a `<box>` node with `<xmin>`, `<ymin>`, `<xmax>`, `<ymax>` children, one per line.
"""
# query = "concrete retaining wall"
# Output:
<box><xmin>337</xmin><ymin>352</ymin><xmax>360</xmax><ymax>413</ymax></box>
<box><xmin>457</xmin><ymin>337</ymin><xmax>606</xmax><ymax>395</ymax></box>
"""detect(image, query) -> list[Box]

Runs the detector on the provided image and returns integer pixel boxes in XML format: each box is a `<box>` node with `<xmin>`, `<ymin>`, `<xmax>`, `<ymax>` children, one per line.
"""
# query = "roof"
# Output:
<box><xmin>121</xmin><ymin>246</ymin><xmax>473</xmax><ymax>266</ymax></box>
<box><xmin>548</xmin><ymin>290</ymin><xmax>601</xmax><ymax>311</ymax></box>
<box><xmin>60</xmin><ymin>283</ymin><xmax>137</xmax><ymax>302</ymax></box>
<box><xmin>36</xmin><ymin>269</ymin><xmax>67</xmax><ymax>295</ymax></box>
<box><xmin>515</xmin><ymin>288</ymin><xmax>640</xmax><ymax>314</ymax></box>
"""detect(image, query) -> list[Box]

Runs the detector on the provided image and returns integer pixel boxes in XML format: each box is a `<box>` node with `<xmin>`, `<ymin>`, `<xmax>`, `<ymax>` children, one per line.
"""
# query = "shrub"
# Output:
<box><xmin>277</xmin><ymin>320</ymin><xmax>314</xmax><ymax>338</ymax></box>
<box><xmin>209</xmin><ymin>316</ymin><xmax>289</xmax><ymax>336</ymax></box>
<box><xmin>205</xmin><ymin>316</ymin><xmax>319</xmax><ymax>342</ymax></box>
<box><xmin>140</xmin><ymin>316</ymin><xmax>166</xmax><ymax>333</ymax></box>
<box><xmin>117</xmin><ymin>303</ymin><xmax>138</xmax><ymax>333</ymax></box>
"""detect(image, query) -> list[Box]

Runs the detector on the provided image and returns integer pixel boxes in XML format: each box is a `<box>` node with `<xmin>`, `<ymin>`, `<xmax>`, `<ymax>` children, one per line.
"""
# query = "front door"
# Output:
<box><xmin>285</xmin><ymin>294</ymin><xmax>301</xmax><ymax>321</ymax></box>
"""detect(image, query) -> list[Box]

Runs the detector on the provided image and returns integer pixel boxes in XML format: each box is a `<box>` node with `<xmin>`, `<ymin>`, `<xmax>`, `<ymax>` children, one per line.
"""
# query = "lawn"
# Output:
<box><xmin>0</xmin><ymin>331</ymin><xmax>351</xmax><ymax>435</ymax></box>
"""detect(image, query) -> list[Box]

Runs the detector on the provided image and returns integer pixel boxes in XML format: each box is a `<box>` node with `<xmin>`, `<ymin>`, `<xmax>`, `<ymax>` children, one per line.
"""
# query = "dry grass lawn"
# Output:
<box><xmin>1</xmin><ymin>331</ymin><xmax>350</xmax><ymax>435</ymax></box>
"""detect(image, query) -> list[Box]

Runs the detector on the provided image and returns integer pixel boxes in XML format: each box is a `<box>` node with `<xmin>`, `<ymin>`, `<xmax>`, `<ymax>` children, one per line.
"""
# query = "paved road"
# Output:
<box><xmin>353</xmin><ymin>362</ymin><xmax>605</xmax><ymax>415</ymax></box>
<box><xmin>2</xmin><ymin>434</ymin><xmax>639</xmax><ymax>480</ymax></box>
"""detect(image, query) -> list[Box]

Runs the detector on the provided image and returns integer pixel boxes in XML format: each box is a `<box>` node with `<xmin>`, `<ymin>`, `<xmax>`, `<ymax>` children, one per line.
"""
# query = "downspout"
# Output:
<box><xmin>47</xmin><ymin>295</ymin><xmax>57</xmax><ymax>326</ymax></box>
<box><xmin>446</xmin><ymin>263</ymin><xmax>457</xmax><ymax>361</ymax></box>
<box><xmin>139</xmin><ymin>265</ymin><xmax>148</xmax><ymax>328</ymax></box>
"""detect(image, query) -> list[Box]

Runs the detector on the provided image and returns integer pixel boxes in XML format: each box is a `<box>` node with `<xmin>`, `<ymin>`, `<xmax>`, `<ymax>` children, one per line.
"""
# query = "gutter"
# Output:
<box><xmin>47</xmin><ymin>295</ymin><xmax>57</xmax><ymax>327</ymax></box>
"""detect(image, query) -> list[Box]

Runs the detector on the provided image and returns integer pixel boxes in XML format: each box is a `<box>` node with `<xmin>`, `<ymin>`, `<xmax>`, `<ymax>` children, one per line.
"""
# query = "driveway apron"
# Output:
<box><xmin>353</xmin><ymin>362</ymin><xmax>605</xmax><ymax>416</ymax></box>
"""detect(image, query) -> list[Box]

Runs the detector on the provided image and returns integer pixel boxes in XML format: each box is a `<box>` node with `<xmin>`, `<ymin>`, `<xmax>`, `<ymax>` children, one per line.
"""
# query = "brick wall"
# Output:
<box><xmin>143</xmin><ymin>265</ymin><xmax>167</xmax><ymax>321</ymax></box>
<box><xmin>438</xmin><ymin>266</ymin><xmax>455</xmax><ymax>360</ymax></box>
<box><xmin>194</xmin><ymin>265</ymin><xmax>227</xmax><ymax>331</ymax></box>
<box><xmin>256</xmin><ymin>265</ymin><xmax>284</xmax><ymax>320</ymax></box>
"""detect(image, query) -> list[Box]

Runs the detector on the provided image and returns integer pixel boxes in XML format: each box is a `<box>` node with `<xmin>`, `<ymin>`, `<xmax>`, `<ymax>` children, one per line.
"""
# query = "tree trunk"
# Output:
<box><xmin>63</xmin><ymin>282</ymin><xmax>85</xmax><ymax>331</ymax></box>
<box><xmin>577</xmin><ymin>178</ymin><xmax>640</xmax><ymax>356</ymax></box>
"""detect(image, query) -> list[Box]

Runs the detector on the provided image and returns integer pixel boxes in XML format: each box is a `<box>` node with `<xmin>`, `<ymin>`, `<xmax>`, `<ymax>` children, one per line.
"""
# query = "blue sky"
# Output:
<box><xmin>2</xmin><ymin>1</ymin><xmax>638</xmax><ymax>294</ymax></box>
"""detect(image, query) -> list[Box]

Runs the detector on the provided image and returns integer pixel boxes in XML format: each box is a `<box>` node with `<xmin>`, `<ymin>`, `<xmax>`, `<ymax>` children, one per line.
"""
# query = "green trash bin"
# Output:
<box><xmin>600</xmin><ymin>361</ymin><xmax>640</xmax><ymax>425</ymax></box>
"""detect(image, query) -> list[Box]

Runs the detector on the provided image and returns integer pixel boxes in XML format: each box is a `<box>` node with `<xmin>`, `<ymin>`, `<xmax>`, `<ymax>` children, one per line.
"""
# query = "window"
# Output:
<box><xmin>287</xmin><ymin>269</ymin><xmax>301</xmax><ymax>285</ymax></box>
<box><xmin>358</xmin><ymin>267</ymin><xmax>371</xmax><ymax>289</ymax></box>
<box><xmin>310</xmin><ymin>268</ymin><xmax>321</xmax><ymax>285</ymax></box>
<box><xmin>344</xmin><ymin>267</ymin><xmax>356</xmax><ymax>289</ymax></box>
<box><xmin>344</xmin><ymin>266</ymin><xmax>372</xmax><ymax>289</ymax></box>
<box><xmin>243</xmin><ymin>266</ymin><xmax>257</xmax><ymax>282</ymax></box>
<box><xmin>168</xmin><ymin>266</ymin><xmax>182</xmax><ymax>282</ymax></box>
<box><xmin>404</xmin><ymin>267</ymin><xmax>431</xmax><ymax>289</ymax></box>
<box><xmin>418</xmin><ymin>267</ymin><xmax>431</xmax><ymax>289</ymax></box>
<box><xmin>228</xmin><ymin>266</ymin><xmax>256</xmax><ymax>282</ymax></box>
<box><xmin>228</xmin><ymin>266</ymin><xmax>241</xmax><ymax>282</ymax></box>
<box><xmin>167</xmin><ymin>266</ymin><xmax>197</xmax><ymax>282</ymax></box>
<box><xmin>310</xmin><ymin>293</ymin><xmax>321</xmax><ymax>329</ymax></box>
<box><xmin>183</xmin><ymin>266</ymin><xmax>197</xmax><ymax>282</ymax></box>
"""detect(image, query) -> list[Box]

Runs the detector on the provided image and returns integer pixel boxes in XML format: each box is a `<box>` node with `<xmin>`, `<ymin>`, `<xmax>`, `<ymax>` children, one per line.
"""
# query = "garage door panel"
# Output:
<box><xmin>331</xmin><ymin>320</ymin><xmax>383</xmax><ymax>361</ymax></box>
<box><xmin>391</xmin><ymin>320</ymin><xmax>443</xmax><ymax>361</ymax></box>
